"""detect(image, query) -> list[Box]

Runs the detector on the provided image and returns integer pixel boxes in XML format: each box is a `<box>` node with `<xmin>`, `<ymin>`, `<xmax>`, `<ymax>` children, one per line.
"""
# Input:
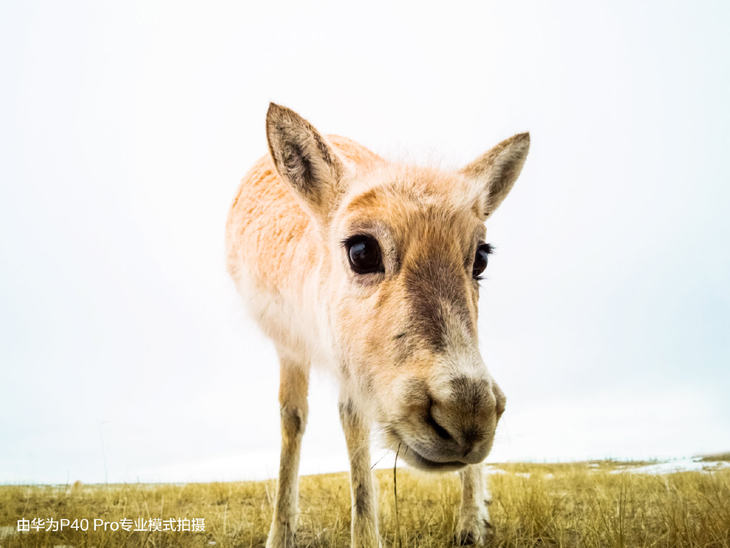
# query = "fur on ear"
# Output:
<box><xmin>266</xmin><ymin>103</ymin><xmax>344</xmax><ymax>221</ymax></box>
<box><xmin>461</xmin><ymin>132</ymin><xmax>530</xmax><ymax>219</ymax></box>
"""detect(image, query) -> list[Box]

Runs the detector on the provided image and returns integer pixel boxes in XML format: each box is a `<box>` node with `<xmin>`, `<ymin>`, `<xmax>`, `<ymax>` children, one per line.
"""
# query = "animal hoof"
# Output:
<box><xmin>455</xmin><ymin>529</ymin><xmax>476</xmax><ymax>545</ymax></box>
<box><xmin>265</xmin><ymin>526</ymin><xmax>297</xmax><ymax>548</ymax></box>
<box><xmin>454</xmin><ymin>518</ymin><xmax>494</xmax><ymax>546</ymax></box>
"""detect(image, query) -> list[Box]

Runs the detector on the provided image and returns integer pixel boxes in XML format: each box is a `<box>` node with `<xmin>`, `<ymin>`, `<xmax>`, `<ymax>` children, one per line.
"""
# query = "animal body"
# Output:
<box><xmin>225</xmin><ymin>104</ymin><xmax>530</xmax><ymax>547</ymax></box>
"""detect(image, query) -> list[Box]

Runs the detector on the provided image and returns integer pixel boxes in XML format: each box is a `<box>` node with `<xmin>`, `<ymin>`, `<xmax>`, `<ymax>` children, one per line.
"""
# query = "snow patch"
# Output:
<box><xmin>484</xmin><ymin>466</ymin><xmax>507</xmax><ymax>475</ymax></box>
<box><xmin>612</xmin><ymin>457</ymin><xmax>730</xmax><ymax>475</ymax></box>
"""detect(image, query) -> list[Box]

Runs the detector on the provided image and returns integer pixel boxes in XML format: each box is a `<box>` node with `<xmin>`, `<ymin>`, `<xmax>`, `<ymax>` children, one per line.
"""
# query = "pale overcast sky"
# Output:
<box><xmin>1</xmin><ymin>0</ymin><xmax>729</xmax><ymax>484</ymax></box>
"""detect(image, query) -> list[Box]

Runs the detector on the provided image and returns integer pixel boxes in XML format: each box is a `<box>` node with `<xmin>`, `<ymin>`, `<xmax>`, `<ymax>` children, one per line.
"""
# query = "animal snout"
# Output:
<box><xmin>422</xmin><ymin>378</ymin><xmax>506</xmax><ymax>464</ymax></box>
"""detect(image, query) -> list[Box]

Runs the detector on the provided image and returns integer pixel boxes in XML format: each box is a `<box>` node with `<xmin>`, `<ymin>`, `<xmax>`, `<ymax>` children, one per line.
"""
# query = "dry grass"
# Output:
<box><xmin>1</xmin><ymin>461</ymin><xmax>729</xmax><ymax>547</ymax></box>
<box><xmin>699</xmin><ymin>453</ymin><xmax>730</xmax><ymax>463</ymax></box>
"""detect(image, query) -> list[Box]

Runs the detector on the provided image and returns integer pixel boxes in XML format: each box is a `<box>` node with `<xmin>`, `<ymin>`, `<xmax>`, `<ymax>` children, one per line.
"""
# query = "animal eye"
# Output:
<box><xmin>472</xmin><ymin>243</ymin><xmax>492</xmax><ymax>279</ymax></box>
<box><xmin>345</xmin><ymin>235</ymin><xmax>384</xmax><ymax>274</ymax></box>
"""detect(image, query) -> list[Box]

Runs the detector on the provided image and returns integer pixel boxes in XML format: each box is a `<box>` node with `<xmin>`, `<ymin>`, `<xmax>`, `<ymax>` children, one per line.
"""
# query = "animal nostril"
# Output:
<box><xmin>425</xmin><ymin>400</ymin><xmax>454</xmax><ymax>441</ymax></box>
<box><xmin>493</xmin><ymin>383</ymin><xmax>506</xmax><ymax>419</ymax></box>
<box><xmin>425</xmin><ymin>411</ymin><xmax>453</xmax><ymax>441</ymax></box>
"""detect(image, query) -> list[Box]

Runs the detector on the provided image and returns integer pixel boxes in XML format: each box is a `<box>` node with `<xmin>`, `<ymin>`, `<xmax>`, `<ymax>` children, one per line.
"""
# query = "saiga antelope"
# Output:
<box><xmin>225</xmin><ymin>104</ymin><xmax>529</xmax><ymax>547</ymax></box>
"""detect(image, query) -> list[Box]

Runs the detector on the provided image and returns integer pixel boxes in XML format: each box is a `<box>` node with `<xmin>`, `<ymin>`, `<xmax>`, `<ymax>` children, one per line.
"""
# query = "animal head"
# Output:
<box><xmin>266</xmin><ymin>103</ymin><xmax>529</xmax><ymax>471</ymax></box>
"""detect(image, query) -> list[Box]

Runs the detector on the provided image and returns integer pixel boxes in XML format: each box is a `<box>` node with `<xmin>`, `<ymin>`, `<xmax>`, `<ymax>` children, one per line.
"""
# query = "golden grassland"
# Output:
<box><xmin>1</xmin><ymin>460</ymin><xmax>729</xmax><ymax>547</ymax></box>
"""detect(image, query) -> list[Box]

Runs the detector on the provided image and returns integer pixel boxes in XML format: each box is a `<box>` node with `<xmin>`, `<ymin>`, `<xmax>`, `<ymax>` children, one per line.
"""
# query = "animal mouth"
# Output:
<box><xmin>391</xmin><ymin>431</ymin><xmax>467</xmax><ymax>471</ymax></box>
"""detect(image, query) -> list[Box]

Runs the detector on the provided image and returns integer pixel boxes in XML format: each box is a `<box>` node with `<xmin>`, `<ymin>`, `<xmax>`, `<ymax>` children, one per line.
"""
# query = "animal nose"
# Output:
<box><xmin>425</xmin><ymin>378</ymin><xmax>506</xmax><ymax>458</ymax></box>
<box><xmin>424</xmin><ymin>404</ymin><xmax>489</xmax><ymax>461</ymax></box>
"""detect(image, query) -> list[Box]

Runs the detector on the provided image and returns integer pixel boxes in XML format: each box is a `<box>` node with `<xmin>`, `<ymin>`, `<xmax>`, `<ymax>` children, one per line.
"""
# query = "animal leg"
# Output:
<box><xmin>266</xmin><ymin>356</ymin><xmax>309</xmax><ymax>548</ymax></box>
<box><xmin>339</xmin><ymin>397</ymin><xmax>381</xmax><ymax>548</ymax></box>
<box><xmin>455</xmin><ymin>464</ymin><xmax>494</xmax><ymax>545</ymax></box>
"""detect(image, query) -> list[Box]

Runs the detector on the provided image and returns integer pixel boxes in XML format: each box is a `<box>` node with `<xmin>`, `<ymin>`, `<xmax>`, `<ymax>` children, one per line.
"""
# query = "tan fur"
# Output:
<box><xmin>268</xmin><ymin>357</ymin><xmax>308</xmax><ymax>548</ymax></box>
<box><xmin>226</xmin><ymin>104</ymin><xmax>528</xmax><ymax>547</ymax></box>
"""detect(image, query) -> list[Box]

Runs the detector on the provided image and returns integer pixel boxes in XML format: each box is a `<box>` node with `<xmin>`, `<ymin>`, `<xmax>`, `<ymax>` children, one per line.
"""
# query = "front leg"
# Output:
<box><xmin>267</xmin><ymin>356</ymin><xmax>309</xmax><ymax>548</ymax></box>
<box><xmin>455</xmin><ymin>464</ymin><xmax>494</xmax><ymax>546</ymax></box>
<box><xmin>338</xmin><ymin>397</ymin><xmax>381</xmax><ymax>548</ymax></box>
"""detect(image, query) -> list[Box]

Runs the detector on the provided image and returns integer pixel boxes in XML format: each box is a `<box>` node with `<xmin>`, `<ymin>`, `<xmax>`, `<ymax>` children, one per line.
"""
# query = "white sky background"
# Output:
<box><xmin>1</xmin><ymin>0</ymin><xmax>729</xmax><ymax>484</ymax></box>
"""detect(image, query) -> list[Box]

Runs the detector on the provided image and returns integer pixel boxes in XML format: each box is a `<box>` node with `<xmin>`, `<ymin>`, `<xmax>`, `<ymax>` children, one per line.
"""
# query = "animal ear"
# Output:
<box><xmin>461</xmin><ymin>132</ymin><xmax>530</xmax><ymax>219</ymax></box>
<box><xmin>266</xmin><ymin>103</ymin><xmax>344</xmax><ymax>221</ymax></box>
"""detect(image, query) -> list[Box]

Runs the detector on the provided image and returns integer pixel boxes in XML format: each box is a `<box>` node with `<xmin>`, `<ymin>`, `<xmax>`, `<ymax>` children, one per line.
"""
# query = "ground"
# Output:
<box><xmin>1</xmin><ymin>458</ymin><xmax>728</xmax><ymax>547</ymax></box>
